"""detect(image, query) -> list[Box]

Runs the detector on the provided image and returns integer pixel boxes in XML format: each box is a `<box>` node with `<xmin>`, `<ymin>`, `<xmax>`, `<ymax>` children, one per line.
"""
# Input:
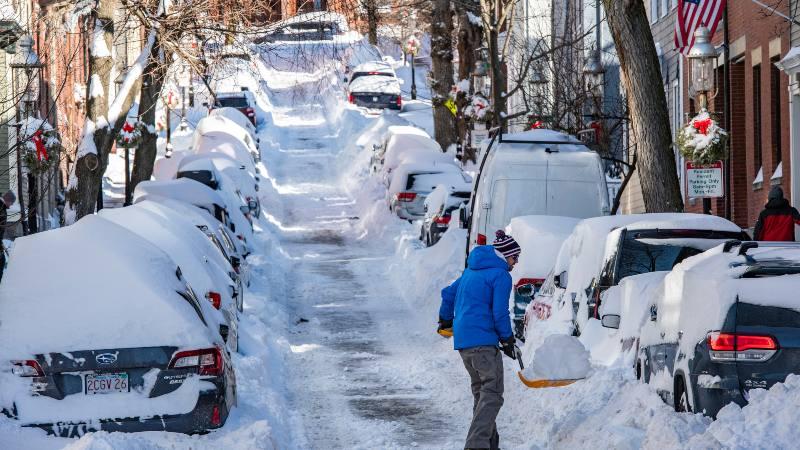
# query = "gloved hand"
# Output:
<box><xmin>437</xmin><ymin>318</ymin><xmax>453</xmax><ymax>338</ymax></box>
<box><xmin>500</xmin><ymin>335</ymin><xmax>516</xmax><ymax>359</ymax></box>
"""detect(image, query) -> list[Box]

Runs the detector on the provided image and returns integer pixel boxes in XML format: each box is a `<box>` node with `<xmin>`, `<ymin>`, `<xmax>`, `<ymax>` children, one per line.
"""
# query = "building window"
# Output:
<box><xmin>770</xmin><ymin>56</ymin><xmax>782</xmax><ymax>167</ymax></box>
<box><xmin>753</xmin><ymin>64</ymin><xmax>762</xmax><ymax>171</ymax></box>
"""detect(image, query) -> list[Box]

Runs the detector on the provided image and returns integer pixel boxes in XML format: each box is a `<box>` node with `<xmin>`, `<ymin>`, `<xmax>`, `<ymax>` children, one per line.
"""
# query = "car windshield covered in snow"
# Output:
<box><xmin>216</xmin><ymin>96</ymin><xmax>249</xmax><ymax>108</ymax></box>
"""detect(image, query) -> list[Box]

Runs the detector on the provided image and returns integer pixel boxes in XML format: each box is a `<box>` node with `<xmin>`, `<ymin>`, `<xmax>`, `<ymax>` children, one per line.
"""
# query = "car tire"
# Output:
<box><xmin>674</xmin><ymin>376</ymin><xmax>692</xmax><ymax>413</ymax></box>
<box><xmin>425</xmin><ymin>232</ymin><xmax>431</xmax><ymax>247</ymax></box>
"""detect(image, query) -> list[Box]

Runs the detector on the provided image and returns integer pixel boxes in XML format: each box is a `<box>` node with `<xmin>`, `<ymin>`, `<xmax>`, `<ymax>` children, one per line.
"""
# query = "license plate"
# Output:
<box><xmin>85</xmin><ymin>372</ymin><xmax>129</xmax><ymax>395</ymax></box>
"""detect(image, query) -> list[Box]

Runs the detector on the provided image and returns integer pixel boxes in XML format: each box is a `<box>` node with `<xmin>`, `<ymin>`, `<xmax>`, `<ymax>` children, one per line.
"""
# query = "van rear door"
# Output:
<box><xmin>546</xmin><ymin>155</ymin><xmax>608</xmax><ymax>218</ymax></box>
<box><xmin>487</xmin><ymin>177</ymin><xmax>546</xmax><ymax>238</ymax></box>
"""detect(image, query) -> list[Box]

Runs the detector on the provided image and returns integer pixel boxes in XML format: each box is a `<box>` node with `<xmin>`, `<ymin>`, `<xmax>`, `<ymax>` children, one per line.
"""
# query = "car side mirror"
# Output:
<box><xmin>240</xmin><ymin>205</ymin><xmax>250</xmax><ymax>215</ymax></box>
<box><xmin>248</xmin><ymin>200</ymin><xmax>258</xmax><ymax>211</ymax></box>
<box><xmin>516</xmin><ymin>284</ymin><xmax>534</xmax><ymax>298</ymax></box>
<box><xmin>601</xmin><ymin>314</ymin><xmax>621</xmax><ymax>329</ymax></box>
<box><xmin>554</xmin><ymin>271</ymin><xmax>568</xmax><ymax>289</ymax></box>
<box><xmin>650</xmin><ymin>305</ymin><xmax>658</xmax><ymax>322</ymax></box>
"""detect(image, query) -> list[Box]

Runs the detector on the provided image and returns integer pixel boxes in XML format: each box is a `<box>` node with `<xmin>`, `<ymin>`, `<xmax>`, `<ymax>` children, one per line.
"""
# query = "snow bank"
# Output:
<box><xmin>525</xmin><ymin>334</ymin><xmax>591</xmax><ymax>380</ymax></box>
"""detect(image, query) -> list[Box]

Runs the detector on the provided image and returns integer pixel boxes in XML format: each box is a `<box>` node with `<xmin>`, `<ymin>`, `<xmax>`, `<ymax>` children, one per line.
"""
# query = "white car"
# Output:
<box><xmin>193</xmin><ymin>115</ymin><xmax>260</xmax><ymax>178</ymax></box>
<box><xmin>347</xmin><ymin>61</ymin><xmax>396</xmax><ymax>85</ymax></box>
<box><xmin>369</xmin><ymin>125</ymin><xmax>429</xmax><ymax>174</ymax></box>
<box><xmin>178</xmin><ymin>153</ymin><xmax>260</xmax><ymax>218</ymax></box>
<box><xmin>348</xmin><ymin>75</ymin><xmax>402</xmax><ymax>110</ymax></box>
<box><xmin>0</xmin><ymin>216</ymin><xmax>236</xmax><ymax>434</ymax></box>
<box><xmin>380</xmin><ymin>133</ymin><xmax>452</xmax><ymax>187</ymax></box>
<box><xmin>523</xmin><ymin>214</ymin><xmax>748</xmax><ymax>345</ymax></box>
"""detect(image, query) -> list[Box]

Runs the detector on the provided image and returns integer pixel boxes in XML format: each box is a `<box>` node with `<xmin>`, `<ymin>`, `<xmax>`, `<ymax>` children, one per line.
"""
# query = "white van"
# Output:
<box><xmin>467</xmin><ymin>129</ymin><xmax>610</xmax><ymax>250</ymax></box>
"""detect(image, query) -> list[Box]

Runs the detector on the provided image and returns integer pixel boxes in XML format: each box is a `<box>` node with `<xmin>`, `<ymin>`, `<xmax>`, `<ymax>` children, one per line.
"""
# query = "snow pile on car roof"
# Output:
<box><xmin>133</xmin><ymin>178</ymin><xmax>227</xmax><ymax>210</ymax></box>
<box><xmin>0</xmin><ymin>215</ymin><xmax>215</xmax><ymax>356</ymax></box>
<box><xmin>507</xmin><ymin>215</ymin><xmax>580</xmax><ymax>280</ymax></box>
<box><xmin>348</xmin><ymin>75</ymin><xmax>401</xmax><ymax>94</ymax></box>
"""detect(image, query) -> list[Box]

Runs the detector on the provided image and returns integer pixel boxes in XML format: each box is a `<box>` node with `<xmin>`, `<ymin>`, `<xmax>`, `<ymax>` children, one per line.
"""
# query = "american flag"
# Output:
<box><xmin>674</xmin><ymin>0</ymin><xmax>727</xmax><ymax>55</ymax></box>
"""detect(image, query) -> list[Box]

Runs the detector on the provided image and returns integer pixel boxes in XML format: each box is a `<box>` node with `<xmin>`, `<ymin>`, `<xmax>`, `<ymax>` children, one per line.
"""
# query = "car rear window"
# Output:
<box><xmin>351</xmin><ymin>72</ymin><xmax>393</xmax><ymax>83</ymax></box>
<box><xmin>731</xmin><ymin>302</ymin><xmax>800</xmax><ymax>328</ymax></box>
<box><xmin>216</xmin><ymin>97</ymin><xmax>249</xmax><ymax>108</ymax></box>
<box><xmin>613</xmin><ymin>230</ymin><xmax>744</xmax><ymax>284</ymax></box>
<box><xmin>407</xmin><ymin>172</ymin><xmax>465</xmax><ymax>192</ymax></box>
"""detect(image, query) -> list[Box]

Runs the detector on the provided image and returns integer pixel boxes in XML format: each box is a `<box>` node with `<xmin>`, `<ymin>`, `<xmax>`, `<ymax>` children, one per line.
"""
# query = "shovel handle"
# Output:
<box><xmin>514</xmin><ymin>345</ymin><xmax>524</xmax><ymax>371</ymax></box>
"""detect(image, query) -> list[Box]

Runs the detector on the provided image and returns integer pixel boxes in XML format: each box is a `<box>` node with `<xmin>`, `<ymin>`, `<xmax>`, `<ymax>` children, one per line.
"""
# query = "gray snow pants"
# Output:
<box><xmin>459</xmin><ymin>345</ymin><xmax>504</xmax><ymax>450</ymax></box>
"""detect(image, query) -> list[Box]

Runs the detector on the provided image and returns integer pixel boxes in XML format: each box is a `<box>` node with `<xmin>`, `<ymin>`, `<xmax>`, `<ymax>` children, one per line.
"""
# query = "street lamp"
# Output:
<box><xmin>115</xmin><ymin>68</ymin><xmax>133</xmax><ymax>206</ymax></box>
<box><xmin>687</xmin><ymin>26</ymin><xmax>719</xmax><ymax>111</ymax></box>
<box><xmin>404</xmin><ymin>35</ymin><xmax>420</xmax><ymax>100</ymax></box>
<box><xmin>583</xmin><ymin>52</ymin><xmax>605</xmax><ymax>103</ymax></box>
<box><xmin>10</xmin><ymin>34</ymin><xmax>43</xmax><ymax>236</ymax></box>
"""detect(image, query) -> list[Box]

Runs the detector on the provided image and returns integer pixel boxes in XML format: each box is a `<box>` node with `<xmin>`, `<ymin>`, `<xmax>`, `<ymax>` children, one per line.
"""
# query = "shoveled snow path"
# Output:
<box><xmin>261</xmin><ymin>96</ymin><xmax>458</xmax><ymax>449</ymax></box>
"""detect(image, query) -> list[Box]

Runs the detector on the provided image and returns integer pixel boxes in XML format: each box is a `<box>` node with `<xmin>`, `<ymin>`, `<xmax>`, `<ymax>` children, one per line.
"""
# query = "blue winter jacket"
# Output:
<box><xmin>439</xmin><ymin>246</ymin><xmax>513</xmax><ymax>350</ymax></box>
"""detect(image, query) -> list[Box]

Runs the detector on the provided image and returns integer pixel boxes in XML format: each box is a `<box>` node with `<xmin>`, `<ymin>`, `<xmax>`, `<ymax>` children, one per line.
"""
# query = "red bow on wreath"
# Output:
<box><xmin>122</xmin><ymin>121</ymin><xmax>135</xmax><ymax>133</ymax></box>
<box><xmin>693</xmin><ymin>118</ymin><xmax>712</xmax><ymax>135</ymax></box>
<box><xmin>31</xmin><ymin>130</ymin><xmax>48</xmax><ymax>162</ymax></box>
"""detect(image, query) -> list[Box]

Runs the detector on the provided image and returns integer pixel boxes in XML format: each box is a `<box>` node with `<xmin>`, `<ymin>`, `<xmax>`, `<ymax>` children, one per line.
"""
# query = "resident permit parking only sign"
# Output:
<box><xmin>686</xmin><ymin>161</ymin><xmax>724</xmax><ymax>198</ymax></box>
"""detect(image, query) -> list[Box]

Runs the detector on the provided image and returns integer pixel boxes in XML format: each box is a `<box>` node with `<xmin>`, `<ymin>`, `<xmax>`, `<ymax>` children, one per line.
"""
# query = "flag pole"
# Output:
<box><xmin>723</xmin><ymin>3</ymin><xmax>731</xmax><ymax>220</ymax></box>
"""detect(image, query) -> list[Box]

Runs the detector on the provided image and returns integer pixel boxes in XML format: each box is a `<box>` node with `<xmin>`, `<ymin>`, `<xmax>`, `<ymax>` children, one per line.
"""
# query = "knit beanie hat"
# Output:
<box><xmin>493</xmin><ymin>230</ymin><xmax>521</xmax><ymax>259</ymax></box>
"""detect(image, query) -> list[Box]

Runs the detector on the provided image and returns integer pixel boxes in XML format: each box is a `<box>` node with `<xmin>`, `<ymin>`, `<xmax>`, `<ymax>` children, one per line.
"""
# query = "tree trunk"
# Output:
<box><xmin>130</xmin><ymin>33</ymin><xmax>165</xmax><ymax>193</ymax></box>
<box><xmin>365</xmin><ymin>0</ymin><xmax>378</xmax><ymax>46</ymax></box>
<box><xmin>430</xmin><ymin>0</ymin><xmax>457</xmax><ymax>151</ymax></box>
<box><xmin>65</xmin><ymin>3</ymin><xmax>141</xmax><ymax>223</ymax></box>
<box><xmin>481</xmin><ymin>0</ymin><xmax>507</xmax><ymax>131</ymax></box>
<box><xmin>602</xmin><ymin>0</ymin><xmax>683</xmax><ymax>212</ymax></box>
<box><xmin>456</xmin><ymin>0</ymin><xmax>481</xmax><ymax>81</ymax></box>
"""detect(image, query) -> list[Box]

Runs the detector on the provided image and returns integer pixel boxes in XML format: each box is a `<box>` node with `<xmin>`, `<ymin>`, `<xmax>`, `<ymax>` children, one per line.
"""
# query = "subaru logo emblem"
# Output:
<box><xmin>95</xmin><ymin>353</ymin><xmax>117</xmax><ymax>365</ymax></box>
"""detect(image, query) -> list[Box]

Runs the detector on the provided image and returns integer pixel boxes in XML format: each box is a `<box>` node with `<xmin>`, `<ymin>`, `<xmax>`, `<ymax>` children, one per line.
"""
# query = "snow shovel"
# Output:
<box><xmin>514</xmin><ymin>345</ymin><xmax>582</xmax><ymax>389</ymax></box>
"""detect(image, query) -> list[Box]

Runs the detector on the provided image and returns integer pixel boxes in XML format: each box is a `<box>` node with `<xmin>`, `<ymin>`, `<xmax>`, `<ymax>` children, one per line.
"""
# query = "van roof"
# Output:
<box><xmin>500</xmin><ymin>129</ymin><xmax>583</xmax><ymax>145</ymax></box>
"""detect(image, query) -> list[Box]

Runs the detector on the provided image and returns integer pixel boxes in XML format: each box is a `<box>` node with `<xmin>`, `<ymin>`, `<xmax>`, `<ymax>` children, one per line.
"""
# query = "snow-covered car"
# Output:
<box><xmin>388</xmin><ymin>162</ymin><xmax>469</xmax><ymax>221</ymax></box>
<box><xmin>346</xmin><ymin>61</ymin><xmax>396</xmax><ymax>85</ymax></box>
<box><xmin>420</xmin><ymin>184</ymin><xmax>471</xmax><ymax>247</ymax></box>
<box><xmin>505</xmin><ymin>215</ymin><xmax>580</xmax><ymax>340</ymax></box>
<box><xmin>370</xmin><ymin>125</ymin><xmax>429</xmax><ymax>174</ymax></box>
<box><xmin>99</xmin><ymin>203</ymin><xmax>241</xmax><ymax>352</ymax></box>
<box><xmin>194</xmin><ymin>115</ymin><xmax>260</xmax><ymax>177</ymax></box>
<box><xmin>348</xmin><ymin>74</ymin><xmax>402</xmax><ymax>110</ymax></box>
<box><xmin>525</xmin><ymin>214</ymin><xmax>749</xmax><ymax>342</ymax></box>
<box><xmin>636</xmin><ymin>241</ymin><xmax>800</xmax><ymax>417</ymax></box>
<box><xmin>466</xmin><ymin>129</ymin><xmax>610</xmax><ymax>250</ymax></box>
<box><xmin>213</xmin><ymin>90</ymin><xmax>257</xmax><ymax>125</ymax></box>
<box><xmin>380</xmin><ymin>133</ymin><xmax>452</xmax><ymax>186</ymax></box>
<box><xmin>256</xmin><ymin>11</ymin><xmax>348</xmax><ymax>43</ymax></box>
<box><xmin>178</xmin><ymin>153</ymin><xmax>260</xmax><ymax>218</ymax></box>
<box><xmin>0</xmin><ymin>216</ymin><xmax>236</xmax><ymax>435</ymax></box>
<box><xmin>133</xmin><ymin>178</ymin><xmax>231</xmax><ymax>228</ymax></box>
<box><xmin>209</xmin><ymin>107</ymin><xmax>260</xmax><ymax>157</ymax></box>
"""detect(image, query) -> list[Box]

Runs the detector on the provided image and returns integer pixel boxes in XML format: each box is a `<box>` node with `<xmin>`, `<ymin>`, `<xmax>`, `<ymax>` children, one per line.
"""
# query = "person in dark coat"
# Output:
<box><xmin>0</xmin><ymin>191</ymin><xmax>16</xmax><ymax>281</ymax></box>
<box><xmin>754</xmin><ymin>186</ymin><xmax>800</xmax><ymax>241</ymax></box>
<box><xmin>438</xmin><ymin>230</ymin><xmax>521</xmax><ymax>450</ymax></box>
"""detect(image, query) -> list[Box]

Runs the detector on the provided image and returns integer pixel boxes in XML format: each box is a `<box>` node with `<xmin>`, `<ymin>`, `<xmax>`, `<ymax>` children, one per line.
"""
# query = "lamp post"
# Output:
<box><xmin>10</xmin><ymin>35</ymin><xmax>43</xmax><ymax>236</ymax></box>
<box><xmin>687</xmin><ymin>26</ymin><xmax>719</xmax><ymax>112</ymax></box>
<box><xmin>404</xmin><ymin>35</ymin><xmax>420</xmax><ymax>100</ymax></box>
<box><xmin>687</xmin><ymin>26</ymin><xmax>720</xmax><ymax>215</ymax></box>
<box><xmin>115</xmin><ymin>69</ymin><xmax>133</xmax><ymax>206</ymax></box>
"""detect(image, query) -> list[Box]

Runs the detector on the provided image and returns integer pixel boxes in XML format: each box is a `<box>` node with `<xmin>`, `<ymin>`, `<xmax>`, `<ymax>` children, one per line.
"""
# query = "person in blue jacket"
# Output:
<box><xmin>438</xmin><ymin>230</ymin><xmax>521</xmax><ymax>450</ymax></box>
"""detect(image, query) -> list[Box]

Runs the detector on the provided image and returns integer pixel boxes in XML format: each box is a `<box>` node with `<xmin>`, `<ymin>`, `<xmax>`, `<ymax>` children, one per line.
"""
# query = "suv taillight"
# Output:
<box><xmin>169</xmin><ymin>347</ymin><xmax>223</xmax><ymax>376</ymax></box>
<box><xmin>515</xmin><ymin>278</ymin><xmax>544</xmax><ymax>289</ymax></box>
<box><xmin>11</xmin><ymin>360</ymin><xmax>44</xmax><ymax>377</ymax></box>
<box><xmin>396</xmin><ymin>95</ymin><xmax>402</xmax><ymax>108</ymax></box>
<box><xmin>396</xmin><ymin>192</ymin><xmax>416</xmax><ymax>202</ymax></box>
<box><xmin>707</xmin><ymin>332</ymin><xmax>778</xmax><ymax>362</ymax></box>
<box><xmin>348</xmin><ymin>93</ymin><xmax>354</xmax><ymax>103</ymax></box>
<box><xmin>434</xmin><ymin>215</ymin><xmax>451</xmax><ymax>225</ymax></box>
<box><xmin>206</xmin><ymin>291</ymin><xmax>222</xmax><ymax>309</ymax></box>
<box><xmin>245</xmin><ymin>107</ymin><xmax>255</xmax><ymax>117</ymax></box>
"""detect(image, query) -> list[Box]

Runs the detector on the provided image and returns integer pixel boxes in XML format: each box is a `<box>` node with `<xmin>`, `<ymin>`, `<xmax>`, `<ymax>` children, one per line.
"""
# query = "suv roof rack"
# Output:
<box><xmin>723</xmin><ymin>240</ymin><xmax>800</xmax><ymax>256</ymax></box>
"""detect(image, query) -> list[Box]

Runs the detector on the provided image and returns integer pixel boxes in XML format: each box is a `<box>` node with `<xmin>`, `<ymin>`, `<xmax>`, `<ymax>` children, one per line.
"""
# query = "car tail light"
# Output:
<box><xmin>348</xmin><ymin>93</ymin><xmax>354</xmax><ymax>103</ymax></box>
<box><xmin>11</xmin><ymin>360</ymin><xmax>44</xmax><ymax>377</ymax></box>
<box><xmin>169</xmin><ymin>347</ymin><xmax>224</xmax><ymax>376</ymax></box>
<box><xmin>245</xmin><ymin>107</ymin><xmax>255</xmax><ymax>118</ymax></box>
<box><xmin>396</xmin><ymin>95</ymin><xmax>402</xmax><ymax>108</ymax></box>
<box><xmin>396</xmin><ymin>192</ymin><xmax>416</xmax><ymax>202</ymax></box>
<box><xmin>434</xmin><ymin>215</ymin><xmax>451</xmax><ymax>225</ymax></box>
<box><xmin>477</xmin><ymin>233</ymin><xmax>487</xmax><ymax>245</ymax></box>
<box><xmin>206</xmin><ymin>291</ymin><xmax>222</xmax><ymax>309</ymax></box>
<box><xmin>211</xmin><ymin>405</ymin><xmax>221</xmax><ymax>426</ymax></box>
<box><xmin>707</xmin><ymin>332</ymin><xmax>778</xmax><ymax>362</ymax></box>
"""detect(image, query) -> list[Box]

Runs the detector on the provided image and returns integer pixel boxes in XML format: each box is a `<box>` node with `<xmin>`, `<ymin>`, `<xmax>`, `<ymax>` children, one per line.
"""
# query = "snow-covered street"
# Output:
<box><xmin>5</xmin><ymin>31</ymin><xmax>800</xmax><ymax>450</ymax></box>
